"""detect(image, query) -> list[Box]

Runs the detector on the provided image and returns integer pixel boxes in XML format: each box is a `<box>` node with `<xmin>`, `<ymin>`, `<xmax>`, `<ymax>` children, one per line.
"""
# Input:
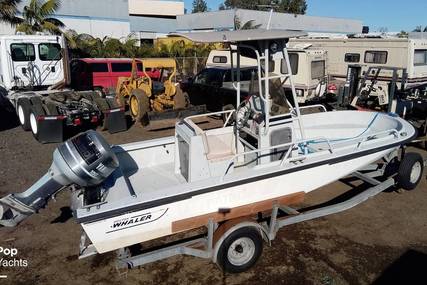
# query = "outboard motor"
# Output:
<box><xmin>0</xmin><ymin>130</ymin><xmax>118</xmax><ymax>227</ymax></box>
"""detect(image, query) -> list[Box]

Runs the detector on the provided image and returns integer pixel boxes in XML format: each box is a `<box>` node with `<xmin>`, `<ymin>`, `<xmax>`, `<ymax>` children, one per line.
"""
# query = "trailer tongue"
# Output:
<box><xmin>0</xmin><ymin>130</ymin><xmax>118</xmax><ymax>227</ymax></box>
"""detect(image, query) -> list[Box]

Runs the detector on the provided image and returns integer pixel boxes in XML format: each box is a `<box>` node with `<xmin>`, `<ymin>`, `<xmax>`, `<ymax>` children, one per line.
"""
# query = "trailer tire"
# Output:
<box><xmin>129</xmin><ymin>90</ymin><xmax>149</xmax><ymax>122</ymax></box>
<box><xmin>17</xmin><ymin>99</ymin><xmax>31</xmax><ymax>131</ymax></box>
<box><xmin>397</xmin><ymin>152</ymin><xmax>424</xmax><ymax>190</ymax></box>
<box><xmin>29</xmin><ymin>102</ymin><xmax>46</xmax><ymax>139</ymax></box>
<box><xmin>217</xmin><ymin>226</ymin><xmax>263</xmax><ymax>273</ymax></box>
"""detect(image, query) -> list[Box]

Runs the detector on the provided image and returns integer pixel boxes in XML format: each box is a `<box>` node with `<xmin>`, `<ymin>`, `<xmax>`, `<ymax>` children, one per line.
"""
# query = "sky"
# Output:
<box><xmin>183</xmin><ymin>0</ymin><xmax>427</xmax><ymax>32</ymax></box>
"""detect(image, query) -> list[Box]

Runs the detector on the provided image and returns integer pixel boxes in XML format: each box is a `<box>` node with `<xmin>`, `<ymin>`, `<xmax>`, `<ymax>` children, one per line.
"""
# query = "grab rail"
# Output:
<box><xmin>220</xmin><ymin>136</ymin><xmax>335</xmax><ymax>181</ymax></box>
<box><xmin>220</xmin><ymin>127</ymin><xmax>401</xmax><ymax>182</ymax></box>
<box><xmin>291</xmin><ymin>104</ymin><xmax>327</xmax><ymax>115</ymax></box>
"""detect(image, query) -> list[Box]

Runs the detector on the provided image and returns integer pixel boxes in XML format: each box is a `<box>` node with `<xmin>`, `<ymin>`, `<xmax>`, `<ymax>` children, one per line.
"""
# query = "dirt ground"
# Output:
<box><xmin>0</xmin><ymin>112</ymin><xmax>426</xmax><ymax>285</ymax></box>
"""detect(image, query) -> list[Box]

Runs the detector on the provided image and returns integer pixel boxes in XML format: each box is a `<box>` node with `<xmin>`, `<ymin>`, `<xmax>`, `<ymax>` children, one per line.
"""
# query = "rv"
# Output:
<box><xmin>291</xmin><ymin>36</ymin><xmax>427</xmax><ymax>94</ymax></box>
<box><xmin>206</xmin><ymin>47</ymin><xmax>328</xmax><ymax>104</ymax></box>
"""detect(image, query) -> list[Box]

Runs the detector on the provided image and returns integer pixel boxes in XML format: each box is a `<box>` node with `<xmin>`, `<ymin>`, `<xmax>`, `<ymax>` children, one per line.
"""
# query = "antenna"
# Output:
<box><xmin>256</xmin><ymin>1</ymin><xmax>278</xmax><ymax>30</ymax></box>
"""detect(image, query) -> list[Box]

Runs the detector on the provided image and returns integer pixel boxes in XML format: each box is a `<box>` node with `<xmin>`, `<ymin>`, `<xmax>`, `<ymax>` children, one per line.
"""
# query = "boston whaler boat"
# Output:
<box><xmin>0</xmin><ymin>30</ymin><xmax>424</xmax><ymax>273</ymax></box>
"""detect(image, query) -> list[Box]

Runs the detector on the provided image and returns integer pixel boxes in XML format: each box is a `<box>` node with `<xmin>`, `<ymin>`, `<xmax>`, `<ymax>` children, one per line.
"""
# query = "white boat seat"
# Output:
<box><xmin>201</xmin><ymin>128</ymin><xmax>236</xmax><ymax>161</ymax></box>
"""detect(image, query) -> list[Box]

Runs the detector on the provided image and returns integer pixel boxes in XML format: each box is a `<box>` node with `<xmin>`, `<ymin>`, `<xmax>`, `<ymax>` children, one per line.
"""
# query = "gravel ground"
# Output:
<box><xmin>0</xmin><ymin>111</ymin><xmax>426</xmax><ymax>285</ymax></box>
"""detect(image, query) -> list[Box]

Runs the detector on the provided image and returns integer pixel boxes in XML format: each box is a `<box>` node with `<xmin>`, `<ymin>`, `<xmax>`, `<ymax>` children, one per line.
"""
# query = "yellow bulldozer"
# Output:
<box><xmin>115</xmin><ymin>58</ymin><xmax>193</xmax><ymax>124</ymax></box>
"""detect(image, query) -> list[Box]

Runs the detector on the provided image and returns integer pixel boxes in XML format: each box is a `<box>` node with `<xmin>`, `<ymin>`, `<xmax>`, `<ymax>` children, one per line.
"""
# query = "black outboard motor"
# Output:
<box><xmin>0</xmin><ymin>130</ymin><xmax>118</xmax><ymax>227</ymax></box>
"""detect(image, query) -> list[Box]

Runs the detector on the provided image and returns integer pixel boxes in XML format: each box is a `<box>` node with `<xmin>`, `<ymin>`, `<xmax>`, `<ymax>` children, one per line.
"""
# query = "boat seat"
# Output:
<box><xmin>201</xmin><ymin>128</ymin><xmax>236</xmax><ymax>162</ymax></box>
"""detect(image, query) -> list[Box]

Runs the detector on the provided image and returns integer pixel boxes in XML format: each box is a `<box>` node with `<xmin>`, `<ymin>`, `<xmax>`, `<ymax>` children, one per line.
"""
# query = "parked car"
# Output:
<box><xmin>70</xmin><ymin>58</ymin><xmax>161</xmax><ymax>96</ymax></box>
<box><xmin>181</xmin><ymin>66</ymin><xmax>257</xmax><ymax>112</ymax></box>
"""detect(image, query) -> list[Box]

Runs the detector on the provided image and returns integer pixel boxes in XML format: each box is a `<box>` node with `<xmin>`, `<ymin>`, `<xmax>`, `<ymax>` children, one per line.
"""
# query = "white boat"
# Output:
<box><xmin>0</xmin><ymin>29</ymin><xmax>421</xmax><ymax>273</ymax></box>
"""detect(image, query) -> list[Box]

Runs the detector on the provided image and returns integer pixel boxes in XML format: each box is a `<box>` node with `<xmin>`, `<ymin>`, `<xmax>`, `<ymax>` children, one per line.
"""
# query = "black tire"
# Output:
<box><xmin>93</xmin><ymin>97</ymin><xmax>109</xmax><ymax>112</ymax></box>
<box><xmin>29</xmin><ymin>101</ymin><xmax>46</xmax><ymax>139</ymax></box>
<box><xmin>16</xmin><ymin>98</ymin><xmax>31</xmax><ymax>131</ymax></box>
<box><xmin>106</xmin><ymin>97</ymin><xmax>120</xmax><ymax>109</ymax></box>
<box><xmin>217</xmin><ymin>227</ymin><xmax>263</xmax><ymax>274</ymax></box>
<box><xmin>397</xmin><ymin>152</ymin><xmax>424</xmax><ymax>190</ymax></box>
<box><xmin>93</xmin><ymin>98</ymin><xmax>110</xmax><ymax>131</ymax></box>
<box><xmin>43</xmin><ymin>100</ymin><xmax>59</xmax><ymax>115</ymax></box>
<box><xmin>129</xmin><ymin>90</ymin><xmax>150</xmax><ymax>122</ymax></box>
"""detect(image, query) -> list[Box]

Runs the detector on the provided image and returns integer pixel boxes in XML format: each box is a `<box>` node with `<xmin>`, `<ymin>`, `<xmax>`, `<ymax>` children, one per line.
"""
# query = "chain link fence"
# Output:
<box><xmin>174</xmin><ymin>56</ymin><xmax>208</xmax><ymax>79</ymax></box>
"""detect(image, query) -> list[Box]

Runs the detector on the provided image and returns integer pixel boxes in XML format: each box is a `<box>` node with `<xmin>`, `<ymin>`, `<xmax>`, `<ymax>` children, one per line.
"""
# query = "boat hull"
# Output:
<box><xmin>82</xmin><ymin>147</ymin><xmax>395</xmax><ymax>253</ymax></box>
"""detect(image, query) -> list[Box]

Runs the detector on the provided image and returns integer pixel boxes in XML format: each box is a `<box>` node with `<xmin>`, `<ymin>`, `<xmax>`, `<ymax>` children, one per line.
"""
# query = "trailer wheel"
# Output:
<box><xmin>129</xmin><ymin>90</ymin><xmax>149</xmax><ymax>122</ymax></box>
<box><xmin>29</xmin><ymin>102</ymin><xmax>46</xmax><ymax>139</ymax></box>
<box><xmin>217</xmin><ymin>227</ymin><xmax>263</xmax><ymax>273</ymax></box>
<box><xmin>397</xmin><ymin>152</ymin><xmax>424</xmax><ymax>190</ymax></box>
<box><xmin>17</xmin><ymin>99</ymin><xmax>31</xmax><ymax>131</ymax></box>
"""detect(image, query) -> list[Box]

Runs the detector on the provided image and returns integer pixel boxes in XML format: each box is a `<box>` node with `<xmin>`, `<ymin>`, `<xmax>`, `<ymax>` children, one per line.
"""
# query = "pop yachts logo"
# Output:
<box><xmin>0</xmin><ymin>247</ymin><xmax>28</xmax><ymax>268</ymax></box>
<box><xmin>107</xmin><ymin>208</ymin><xmax>168</xmax><ymax>233</ymax></box>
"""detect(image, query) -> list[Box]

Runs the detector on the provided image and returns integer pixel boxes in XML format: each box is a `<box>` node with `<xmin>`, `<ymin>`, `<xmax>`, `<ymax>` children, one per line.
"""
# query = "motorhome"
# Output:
<box><xmin>291</xmin><ymin>36</ymin><xmax>427</xmax><ymax>94</ymax></box>
<box><xmin>206</xmin><ymin>47</ymin><xmax>328</xmax><ymax>104</ymax></box>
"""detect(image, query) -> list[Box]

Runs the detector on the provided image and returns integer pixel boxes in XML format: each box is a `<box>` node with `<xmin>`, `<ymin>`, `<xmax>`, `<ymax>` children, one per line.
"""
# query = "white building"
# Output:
<box><xmin>0</xmin><ymin>0</ymin><xmax>131</xmax><ymax>38</ymax></box>
<box><xmin>0</xmin><ymin>1</ymin><xmax>363</xmax><ymax>40</ymax></box>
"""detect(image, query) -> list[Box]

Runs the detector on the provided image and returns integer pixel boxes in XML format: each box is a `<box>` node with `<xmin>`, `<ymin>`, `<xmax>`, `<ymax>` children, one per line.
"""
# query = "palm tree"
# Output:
<box><xmin>234</xmin><ymin>16</ymin><xmax>262</xmax><ymax>30</ymax></box>
<box><xmin>16</xmin><ymin>0</ymin><xmax>65</xmax><ymax>35</ymax></box>
<box><xmin>0</xmin><ymin>0</ymin><xmax>22</xmax><ymax>25</ymax></box>
<box><xmin>413</xmin><ymin>25</ymin><xmax>427</xmax><ymax>32</ymax></box>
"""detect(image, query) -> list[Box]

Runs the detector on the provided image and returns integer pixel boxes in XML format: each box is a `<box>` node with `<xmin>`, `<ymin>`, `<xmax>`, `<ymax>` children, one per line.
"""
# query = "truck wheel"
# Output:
<box><xmin>93</xmin><ymin>98</ymin><xmax>110</xmax><ymax>130</ymax></box>
<box><xmin>43</xmin><ymin>100</ymin><xmax>59</xmax><ymax>115</ymax></box>
<box><xmin>29</xmin><ymin>102</ymin><xmax>46</xmax><ymax>139</ymax></box>
<box><xmin>129</xmin><ymin>90</ymin><xmax>149</xmax><ymax>122</ymax></box>
<box><xmin>397</xmin><ymin>152</ymin><xmax>424</xmax><ymax>190</ymax></box>
<box><xmin>217</xmin><ymin>227</ymin><xmax>263</xmax><ymax>273</ymax></box>
<box><xmin>17</xmin><ymin>99</ymin><xmax>31</xmax><ymax>131</ymax></box>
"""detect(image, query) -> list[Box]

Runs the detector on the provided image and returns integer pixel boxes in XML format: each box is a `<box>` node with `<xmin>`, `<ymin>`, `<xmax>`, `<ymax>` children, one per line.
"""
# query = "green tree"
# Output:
<box><xmin>16</xmin><ymin>0</ymin><xmax>65</xmax><ymax>35</ymax></box>
<box><xmin>234</xmin><ymin>17</ymin><xmax>262</xmax><ymax>30</ymax></box>
<box><xmin>192</xmin><ymin>0</ymin><xmax>208</xmax><ymax>13</ymax></box>
<box><xmin>0</xmin><ymin>0</ymin><xmax>23</xmax><ymax>25</ymax></box>
<box><xmin>224</xmin><ymin>0</ymin><xmax>307</xmax><ymax>14</ymax></box>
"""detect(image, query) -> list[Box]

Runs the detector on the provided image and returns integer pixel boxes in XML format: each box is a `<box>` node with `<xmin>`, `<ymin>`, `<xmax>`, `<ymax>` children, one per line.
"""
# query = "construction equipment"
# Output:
<box><xmin>115</xmin><ymin>58</ymin><xmax>197</xmax><ymax>124</ymax></box>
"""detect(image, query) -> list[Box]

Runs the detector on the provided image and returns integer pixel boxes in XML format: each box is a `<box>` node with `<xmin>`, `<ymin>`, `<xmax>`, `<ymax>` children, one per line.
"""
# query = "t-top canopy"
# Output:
<box><xmin>169</xmin><ymin>29</ymin><xmax>307</xmax><ymax>43</ymax></box>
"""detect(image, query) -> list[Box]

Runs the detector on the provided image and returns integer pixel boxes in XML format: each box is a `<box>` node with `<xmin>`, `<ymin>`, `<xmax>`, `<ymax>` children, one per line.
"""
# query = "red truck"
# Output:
<box><xmin>70</xmin><ymin>58</ymin><xmax>161</xmax><ymax>96</ymax></box>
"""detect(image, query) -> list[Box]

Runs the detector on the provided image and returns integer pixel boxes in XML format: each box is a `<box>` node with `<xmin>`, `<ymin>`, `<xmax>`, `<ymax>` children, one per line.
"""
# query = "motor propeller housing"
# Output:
<box><xmin>0</xmin><ymin>130</ymin><xmax>118</xmax><ymax>227</ymax></box>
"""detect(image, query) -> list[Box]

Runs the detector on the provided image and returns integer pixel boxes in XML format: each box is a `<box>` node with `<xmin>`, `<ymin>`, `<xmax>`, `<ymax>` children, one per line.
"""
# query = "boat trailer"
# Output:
<box><xmin>76</xmin><ymin>149</ymin><xmax>423</xmax><ymax>273</ymax></box>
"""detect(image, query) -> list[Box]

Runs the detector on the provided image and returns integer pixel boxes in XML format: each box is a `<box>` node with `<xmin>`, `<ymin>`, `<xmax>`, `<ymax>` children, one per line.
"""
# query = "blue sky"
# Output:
<box><xmin>183</xmin><ymin>0</ymin><xmax>427</xmax><ymax>32</ymax></box>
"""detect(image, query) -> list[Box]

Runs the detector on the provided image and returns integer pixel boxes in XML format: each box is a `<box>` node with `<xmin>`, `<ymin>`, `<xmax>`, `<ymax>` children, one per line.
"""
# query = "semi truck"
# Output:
<box><xmin>0</xmin><ymin>34</ymin><xmax>126</xmax><ymax>143</ymax></box>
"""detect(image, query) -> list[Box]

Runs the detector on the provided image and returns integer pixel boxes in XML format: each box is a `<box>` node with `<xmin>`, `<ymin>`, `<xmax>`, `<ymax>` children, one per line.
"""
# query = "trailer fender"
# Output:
<box><xmin>212</xmin><ymin>218</ymin><xmax>269</xmax><ymax>263</ymax></box>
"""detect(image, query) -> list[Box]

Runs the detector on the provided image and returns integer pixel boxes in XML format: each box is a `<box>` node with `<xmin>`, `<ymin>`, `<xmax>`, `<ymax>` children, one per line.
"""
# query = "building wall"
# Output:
<box><xmin>177</xmin><ymin>9</ymin><xmax>363</xmax><ymax>34</ymax></box>
<box><xmin>129</xmin><ymin>0</ymin><xmax>184</xmax><ymax>35</ymax></box>
<box><xmin>129</xmin><ymin>0</ymin><xmax>184</xmax><ymax>17</ymax></box>
<box><xmin>0</xmin><ymin>0</ymin><xmax>131</xmax><ymax>38</ymax></box>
